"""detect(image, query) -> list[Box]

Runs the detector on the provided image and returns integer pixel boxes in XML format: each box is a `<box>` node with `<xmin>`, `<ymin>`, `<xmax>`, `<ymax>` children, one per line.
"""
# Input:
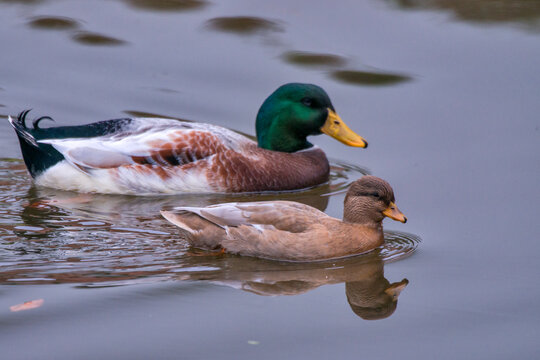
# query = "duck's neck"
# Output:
<box><xmin>341</xmin><ymin>220</ymin><xmax>385</xmax><ymax>254</ymax></box>
<box><xmin>343</xmin><ymin>209</ymin><xmax>385</xmax><ymax>246</ymax></box>
<box><xmin>343</xmin><ymin>206</ymin><xmax>383</xmax><ymax>227</ymax></box>
<box><xmin>344</xmin><ymin>217</ymin><xmax>383</xmax><ymax>233</ymax></box>
<box><xmin>256</xmin><ymin>121</ymin><xmax>312</xmax><ymax>153</ymax></box>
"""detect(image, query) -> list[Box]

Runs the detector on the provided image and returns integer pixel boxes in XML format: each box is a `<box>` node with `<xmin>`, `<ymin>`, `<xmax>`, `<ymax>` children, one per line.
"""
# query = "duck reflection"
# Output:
<box><xmin>176</xmin><ymin>249</ymin><xmax>409</xmax><ymax>320</ymax></box>
<box><xmin>24</xmin><ymin>182</ymin><xmax>331</xmax><ymax>224</ymax></box>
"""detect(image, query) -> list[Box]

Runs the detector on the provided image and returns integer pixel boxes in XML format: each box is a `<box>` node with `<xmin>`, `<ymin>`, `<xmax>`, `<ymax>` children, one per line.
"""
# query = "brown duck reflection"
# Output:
<box><xmin>177</xmin><ymin>249</ymin><xmax>408</xmax><ymax>320</ymax></box>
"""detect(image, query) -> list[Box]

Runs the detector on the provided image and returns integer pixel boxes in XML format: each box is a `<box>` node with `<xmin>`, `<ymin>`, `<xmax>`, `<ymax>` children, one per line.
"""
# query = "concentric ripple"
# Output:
<box><xmin>381</xmin><ymin>230</ymin><xmax>422</xmax><ymax>263</ymax></box>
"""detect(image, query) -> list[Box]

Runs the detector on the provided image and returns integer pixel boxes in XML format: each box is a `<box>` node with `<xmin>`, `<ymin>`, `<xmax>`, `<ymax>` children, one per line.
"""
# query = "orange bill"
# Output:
<box><xmin>382</xmin><ymin>202</ymin><xmax>407</xmax><ymax>223</ymax></box>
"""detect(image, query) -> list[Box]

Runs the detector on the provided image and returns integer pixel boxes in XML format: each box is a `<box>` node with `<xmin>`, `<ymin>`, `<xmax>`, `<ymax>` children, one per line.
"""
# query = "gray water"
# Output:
<box><xmin>1</xmin><ymin>1</ymin><xmax>539</xmax><ymax>359</ymax></box>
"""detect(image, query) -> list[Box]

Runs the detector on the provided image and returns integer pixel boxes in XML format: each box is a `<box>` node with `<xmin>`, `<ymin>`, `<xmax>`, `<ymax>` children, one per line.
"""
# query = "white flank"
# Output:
<box><xmin>35</xmin><ymin>161</ymin><xmax>125</xmax><ymax>194</ymax></box>
<box><xmin>35</xmin><ymin>161</ymin><xmax>214</xmax><ymax>195</ymax></box>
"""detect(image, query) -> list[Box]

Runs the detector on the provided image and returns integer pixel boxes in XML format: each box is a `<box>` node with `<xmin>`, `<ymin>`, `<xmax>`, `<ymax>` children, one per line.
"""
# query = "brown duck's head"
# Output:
<box><xmin>343</xmin><ymin>175</ymin><xmax>407</xmax><ymax>226</ymax></box>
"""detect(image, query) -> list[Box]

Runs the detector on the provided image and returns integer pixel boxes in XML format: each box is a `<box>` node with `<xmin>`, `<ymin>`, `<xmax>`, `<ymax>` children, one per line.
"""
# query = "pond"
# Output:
<box><xmin>1</xmin><ymin>0</ymin><xmax>539</xmax><ymax>359</ymax></box>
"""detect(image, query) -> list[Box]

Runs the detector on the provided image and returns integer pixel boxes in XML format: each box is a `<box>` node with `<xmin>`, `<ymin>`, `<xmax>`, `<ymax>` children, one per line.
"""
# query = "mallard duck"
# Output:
<box><xmin>9</xmin><ymin>83</ymin><xmax>367</xmax><ymax>194</ymax></box>
<box><xmin>161</xmin><ymin>176</ymin><xmax>407</xmax><ymax>261</ymax></box>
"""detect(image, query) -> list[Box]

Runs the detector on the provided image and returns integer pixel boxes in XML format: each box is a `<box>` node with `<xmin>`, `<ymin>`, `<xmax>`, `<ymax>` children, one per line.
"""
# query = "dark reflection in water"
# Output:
<box><xmin>27</xmin><ymin>16</ymin><xmax>80</xmax><ymax>30</ymax></box>
<box><xmin>385</xmin><ymin>0</ymin><xmax>540</xmax><ymax>28</ymax></box>
<box><xmin>122</xmin><ymin>0</ymin><xmax>208</xmax><ymax>12</ymax></box>
<box><xmin>205</xmin><ymin>16</ymin><xmax>284</xmax><ymax>35</ymax></box>
<box><xmin>176</xmin><ymin>249</ymin><xmax>410</xmax><ymax>320</ymax></box>
<box><xmin>71</xmin><ymin>31</ymin><xmax>127</xmax><ymax>46</ymax></box>
<box><xmin>282</xmin><ymin>51</ymin><xmax>348</xmax><ymax>68</ymax></box>
<box><xmin>152</xmin><ymin>87</ymin><xmax>182</xmax><ymax>94</ymax></box>
<box><xmin>330</xmin><ymin>69</ymin><xmax>412</xmax><ymax>86</ymax></box>
<box><xmin>0</xmin><ymin>0</ymin><xmax>43</xmax><ymax>4</ymax></box>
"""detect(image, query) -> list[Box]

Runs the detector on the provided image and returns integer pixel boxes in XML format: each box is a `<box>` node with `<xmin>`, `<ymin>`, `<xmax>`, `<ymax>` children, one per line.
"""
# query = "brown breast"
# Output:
<box><xmin>208</xmin><ymin>145</ymin><xmax>330</xmax><ymax>192</ymax></box>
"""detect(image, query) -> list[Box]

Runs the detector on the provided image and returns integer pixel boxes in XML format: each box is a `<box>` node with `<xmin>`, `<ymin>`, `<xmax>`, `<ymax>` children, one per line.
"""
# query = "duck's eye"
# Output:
<box><xmin>370</xmin><ymin>192</ymin><xmax>380</xmax><ymax>198</ymax></box>
<box><xmin>301</xmin><ymin>97</ymin><xmax>313</xmax><ymax>107</ymax></box>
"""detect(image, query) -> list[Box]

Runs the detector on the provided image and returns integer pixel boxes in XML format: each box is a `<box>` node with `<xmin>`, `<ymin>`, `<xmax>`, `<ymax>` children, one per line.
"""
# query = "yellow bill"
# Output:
<box><xmin>320</xmin><ymin>109</ymin><xmax>368</xmax><ymax>148</ymax></box>
<box><xmin>382</xmin><ymin>202</ymin><xmax>407</xmax><ymax>223</ymax></box>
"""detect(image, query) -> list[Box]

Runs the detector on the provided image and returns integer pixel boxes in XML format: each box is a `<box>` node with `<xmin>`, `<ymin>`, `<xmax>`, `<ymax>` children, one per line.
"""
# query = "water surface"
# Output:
<box><xmin>0</xmin><ymin>0</ymin><xmax>539</xmax><ymax>359</ymax></box>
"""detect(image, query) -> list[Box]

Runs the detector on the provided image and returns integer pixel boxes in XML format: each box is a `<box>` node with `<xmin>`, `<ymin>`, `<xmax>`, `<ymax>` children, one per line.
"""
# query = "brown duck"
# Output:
<box><xmin>161</xmin><ymin>175</ymin><xmax>407</xmax><ymax>262</ymax></box>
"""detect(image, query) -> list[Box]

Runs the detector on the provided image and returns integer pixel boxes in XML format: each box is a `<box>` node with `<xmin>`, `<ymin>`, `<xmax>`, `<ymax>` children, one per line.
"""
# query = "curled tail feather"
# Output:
<box><xmin>8</xmin><ymin>110</ymin><xmax>38</xmax><ymax>147</ymax></box>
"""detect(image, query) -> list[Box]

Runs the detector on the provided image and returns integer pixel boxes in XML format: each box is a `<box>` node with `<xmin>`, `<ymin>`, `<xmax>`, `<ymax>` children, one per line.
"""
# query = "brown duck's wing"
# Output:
<box><xmin>173</xmin><ymin>201</ymin><xmax>330</xmax><ymax>232</ymax></box>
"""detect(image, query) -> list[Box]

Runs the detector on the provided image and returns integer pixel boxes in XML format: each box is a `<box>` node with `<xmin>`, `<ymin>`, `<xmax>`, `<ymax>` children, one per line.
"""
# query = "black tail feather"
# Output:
<box><xmin>32</xmin><ymin>116</ymin><xmax>55</xmax><ymax>130</ymax></box>
<box><xmin>9</xmin><ymin>109</ymin><xmax>38</xmax><ymax>146</ymax></box>
<box><xmin>9</xmin><ymin>110</ymin><xmax>64</xmax><ymax>178</ymax></box>
<box><xmin>18</xmin><ymin>109</ymin><xmax>32</xmax><ymax>128</ymax></box>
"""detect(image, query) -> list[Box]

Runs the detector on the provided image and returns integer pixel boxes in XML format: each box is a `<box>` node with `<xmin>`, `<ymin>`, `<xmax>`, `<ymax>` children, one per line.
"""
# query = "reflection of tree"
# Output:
<box><xmin>386</xmin><ymin>0</ymin><xmax>540</xmax><ymax>28</ymax></box>
<box><xmin>122</xmin><ymin>0</ymin><xmax>207</xmax><ymax>12</ymax></box>
<box><xmin>205</xmin><ymin>17</ymin><xmax>284</xmax><ymax>36</ymax></box>
<box><xmin>179</xmin><ymin>249</ymin><xmax>409</xmax><ymax>320</ymax></box>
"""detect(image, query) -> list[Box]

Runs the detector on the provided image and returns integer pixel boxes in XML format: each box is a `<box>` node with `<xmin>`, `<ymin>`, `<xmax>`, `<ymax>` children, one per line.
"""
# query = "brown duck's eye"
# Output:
<box><xmin>301</xmin><ymin>97</ymin><xmax>313</xmax><ymax>107</ymax></box>
<box><xmin>355</xmin><ymin>191</ymin><xmax>380</xmax><ymax>198</ymax></box>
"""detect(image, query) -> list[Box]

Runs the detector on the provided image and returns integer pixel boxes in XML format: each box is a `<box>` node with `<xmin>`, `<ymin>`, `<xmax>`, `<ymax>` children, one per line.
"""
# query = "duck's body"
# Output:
<box><xmin>163</xmin><ymin>201</ymin><xmax>383</xmax><ymax>261</ymax></box>
<box><xmin>9</xmin><ymin>83</ymin><xmax>367</xmax><ymax>194</ymax></box>
<box><xmin>162</xmin><ymin>176</ymin><xmax>407</xmax><ymax>261</ymax></box>
<box><xmin>11</xmin><ymin>116</ymin><xmax>329</xmax><ymax>194</ymax></box>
